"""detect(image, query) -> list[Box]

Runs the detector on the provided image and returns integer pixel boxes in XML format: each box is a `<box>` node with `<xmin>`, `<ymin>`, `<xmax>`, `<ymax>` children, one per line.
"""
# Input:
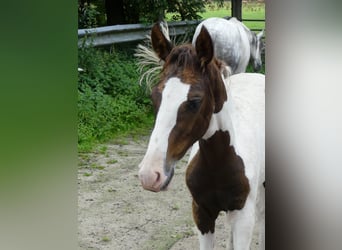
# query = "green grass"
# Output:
<box><xmin>106</xmin><ymin>159</ymin><xmax>118</xmax><ymax>164</ymax></box>
<box><xmin>166</xmin><ymin>2</ymin><xmax>265</xmax><ymax>30</ymax></box>
<box><xmin>97</xmin><ymin>145</ymin><xmax>108</xmax><ymax>154</ymax></box>
<box><xmin>101</xmin><ymin>236</ymin><xmax>111</xmax><ymax>242</ymax></box>
<box><xmin>90</xmin><ymin>164</ymin><xmax>105</xmax><ymax>170</ymax></box>
<box><xmin>242</xmin><ymin>4</ymin><xmax>265</xmax><ymax>31</ymax></box>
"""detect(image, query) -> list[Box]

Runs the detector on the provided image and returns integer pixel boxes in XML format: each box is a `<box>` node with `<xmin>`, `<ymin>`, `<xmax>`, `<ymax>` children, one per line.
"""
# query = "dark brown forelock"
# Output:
<box><xmin>160</xmin><ymin>44</ymin><xmax>201</xmax><ymax>86</ymax></box>
<box><xmin>153</xmin><ymin>44</ymin><xmax>228</xmax><ymax>114</ymax></box>
<box><xmin>151</xmin><ymin>44</ymin><xmax>200</xmax><ymax>114</ymax></box>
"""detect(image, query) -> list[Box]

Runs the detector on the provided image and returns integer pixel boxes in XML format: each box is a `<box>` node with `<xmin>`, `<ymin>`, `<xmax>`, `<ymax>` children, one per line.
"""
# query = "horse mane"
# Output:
<box><xmin>135</xmin><ymin>21</ymin><xmax>171</xmax><ymax>92</ymax></box>
<box><xmin>214</xmin><ymin>58</ymin><xmax>231</xmax><ymax>79</ymax></box>
<box><xmin>135</xmin><ymin>21</ymin><xmax>191</xmax><ymax>92</ymax></box>
<box><xmin>135</xmin><ymin>42</ymin><xmax>163</xmax><ymax>91</ymax></box>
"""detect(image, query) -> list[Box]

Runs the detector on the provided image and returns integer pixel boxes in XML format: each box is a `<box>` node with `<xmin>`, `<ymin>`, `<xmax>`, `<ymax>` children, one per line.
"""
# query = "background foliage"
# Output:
<box><xmin>78</xmin><ymin>46</ymin><xmax>153</xmax><ymax>151</ymax></box>
<box><xmin>78</xmin><ymin>0</ymin><xmax>228</xmax><ymax>28</ymax></box>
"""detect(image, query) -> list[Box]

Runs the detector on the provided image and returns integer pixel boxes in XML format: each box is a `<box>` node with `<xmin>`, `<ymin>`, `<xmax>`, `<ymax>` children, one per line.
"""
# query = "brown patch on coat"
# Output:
<box><xmin>186</xmin><ymin>130</ymin><xmax>250</xmax><ymax>234</ymax></box>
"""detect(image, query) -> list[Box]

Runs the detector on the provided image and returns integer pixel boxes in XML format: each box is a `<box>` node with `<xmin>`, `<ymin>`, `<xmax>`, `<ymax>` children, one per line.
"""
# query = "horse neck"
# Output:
<box><xmin>201</xmin><ymin>77</ymin><xmax>236</xmax><ymax>155</ymax></box>
<box><xmin>247</xmin><ymin>30</ymin><xmax>257</xmax><ymax>58</ymax></box>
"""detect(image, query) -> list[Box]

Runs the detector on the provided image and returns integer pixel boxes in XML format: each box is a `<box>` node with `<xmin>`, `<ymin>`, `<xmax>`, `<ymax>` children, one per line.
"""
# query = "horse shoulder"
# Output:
<box><xmin>227</xmin><ymin>73</ymin><xmax>265</xmax><ymax>182</ymax></box>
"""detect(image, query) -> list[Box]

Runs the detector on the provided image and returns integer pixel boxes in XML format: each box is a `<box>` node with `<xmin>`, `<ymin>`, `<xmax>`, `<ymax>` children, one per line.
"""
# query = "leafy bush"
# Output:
<box><xmin>78</xmin><ymin>3</ymin><xmax>100</xmax><ymax>29</ymax></box>
<box><xmin>78</xmin><ymin>46</ymin><xmax>153</xmax><ymax>151</ymax></box>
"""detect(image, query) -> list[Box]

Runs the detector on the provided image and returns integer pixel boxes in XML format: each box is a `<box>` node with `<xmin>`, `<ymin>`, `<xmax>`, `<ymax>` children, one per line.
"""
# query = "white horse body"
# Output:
<box><xmin>192</xmin><ymin>17</ymin><xmax>264</xmax><ymax>74</ymax></box>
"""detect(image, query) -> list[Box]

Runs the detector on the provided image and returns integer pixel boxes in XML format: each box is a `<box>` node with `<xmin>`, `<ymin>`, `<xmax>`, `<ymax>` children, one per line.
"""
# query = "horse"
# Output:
<box><xmin>192</xmin><ymin>17</ymin><xmax>264</xmax><ymax>74</ymax></box>
<box><xmin>138</xmin><ymin>22</ymin><xmax>265</xmax><ymax>250</ymax></box>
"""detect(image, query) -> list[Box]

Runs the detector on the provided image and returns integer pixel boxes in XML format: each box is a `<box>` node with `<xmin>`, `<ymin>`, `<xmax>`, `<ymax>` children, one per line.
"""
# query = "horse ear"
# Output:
<box><xmin>257</xmin><ymin>29</ymin><xmax>264</xmax><ymax>40</ymax></box>
<box><xmin>151</xmin><ymin>23</ymin><xmax>173</xmax><ymax>61</ymax></box>
<box><xmin>195</xmin><ymin>26</ymin><xmax>214</xmax><ymax>68</ymax></box>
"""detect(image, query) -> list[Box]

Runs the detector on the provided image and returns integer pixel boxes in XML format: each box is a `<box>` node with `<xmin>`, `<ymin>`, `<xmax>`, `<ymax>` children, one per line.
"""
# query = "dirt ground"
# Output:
<box><xmin>78</xmin><ymin>135</ymin><xmax>261</xmax><ymax>250</ymax></box>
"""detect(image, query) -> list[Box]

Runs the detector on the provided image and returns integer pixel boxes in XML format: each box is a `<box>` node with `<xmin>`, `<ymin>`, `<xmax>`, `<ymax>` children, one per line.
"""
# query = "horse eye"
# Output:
<box><xmin>187</xmin><ymin>98</ymin><xmax>201</xmax><ymax>111</ymax></box>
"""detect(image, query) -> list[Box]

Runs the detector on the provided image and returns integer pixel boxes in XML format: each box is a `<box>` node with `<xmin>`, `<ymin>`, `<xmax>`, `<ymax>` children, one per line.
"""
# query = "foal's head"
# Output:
<box><xmin>250</xmin><ymin>30</ymin><xmax>264</xmax><ymax>72</ymax></box>
<box><xmin>138</xmin><ymin>23</ymin><xmax>228</xmax><ymax>192</ymax></box>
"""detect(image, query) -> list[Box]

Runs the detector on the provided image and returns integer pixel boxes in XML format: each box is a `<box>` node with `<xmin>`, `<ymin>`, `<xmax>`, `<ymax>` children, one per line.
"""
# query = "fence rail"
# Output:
<box><xmin>78</xmin><ymin>20</ymin><xmax>200</xmax><ymax>47</ymax></box>
<box><xmin>78</xmin><ymin>18</ymin><xmax>264</xmax><ymax>47</ymax></box>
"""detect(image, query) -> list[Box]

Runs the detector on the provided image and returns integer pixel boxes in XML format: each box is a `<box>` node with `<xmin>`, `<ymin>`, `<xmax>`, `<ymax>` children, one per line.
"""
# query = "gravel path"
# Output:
<box><xmin>78</xmin><ymin>135</ymin><xmax>261</xmax><ymax>250</ymax></box>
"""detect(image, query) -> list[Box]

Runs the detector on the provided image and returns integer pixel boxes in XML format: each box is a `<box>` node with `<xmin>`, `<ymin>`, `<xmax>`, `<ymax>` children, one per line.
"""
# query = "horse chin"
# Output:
<box><xmin>160</xmin><ymin>167</ymin><xmax>175</xmax><ymax>191</ymax></box>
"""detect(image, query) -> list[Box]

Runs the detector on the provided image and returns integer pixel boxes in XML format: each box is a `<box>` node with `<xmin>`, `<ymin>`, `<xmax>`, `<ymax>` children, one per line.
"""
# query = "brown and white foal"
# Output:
<box><xmin>138</xmin><ymin>23</ymin><xmax>265</xmax><ymax>250</ymax></box>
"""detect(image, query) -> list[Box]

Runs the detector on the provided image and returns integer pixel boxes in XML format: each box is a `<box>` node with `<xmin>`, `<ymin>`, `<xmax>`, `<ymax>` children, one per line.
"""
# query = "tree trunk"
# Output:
<box><xmin>105</xmin><ymin>0</ymin><xmax>125</xmax><ymax>25</ymax></box>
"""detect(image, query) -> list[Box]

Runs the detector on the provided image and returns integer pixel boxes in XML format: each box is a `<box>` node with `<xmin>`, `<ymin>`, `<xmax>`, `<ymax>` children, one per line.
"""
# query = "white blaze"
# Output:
<box><xmin>147</xmin><ymin>78</ymin><xmax>190</xmax><ymax>156</ymax></box>
<box><xmin>138</xmin><ymin>77</ymin><xmax>190</xmax><ymax>190</ymax></box>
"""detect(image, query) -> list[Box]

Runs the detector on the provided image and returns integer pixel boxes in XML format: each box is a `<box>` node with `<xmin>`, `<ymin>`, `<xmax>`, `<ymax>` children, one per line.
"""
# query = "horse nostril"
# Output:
<box><xmin>155</xmin><ymin>171</ymin><xmax>161</xmax><ymax>183</ymax></box>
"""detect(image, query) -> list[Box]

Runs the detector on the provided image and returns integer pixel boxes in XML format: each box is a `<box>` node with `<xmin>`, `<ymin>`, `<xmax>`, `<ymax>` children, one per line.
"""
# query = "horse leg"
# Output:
<box><xmin>225</xmin><ymin>211</ymin><xmax>234</xmax><ymax>250</ymax></box>
<box><xmin>256</xmin><ymin>185</ymin><xmax>265</xmax><ymax>250</ymax></box>
<box><xmin>192</xmin><ymin>200</ymin><xmax>217</xmax><ymax>250</ymax></box>
<box><xmin>258</xmin><ymin>218</ymin><xmax>265</xmax><ymax>250</ymax></box>
<box><xmin>197</xmin><ymin>229</ymin><xmax>215</xmax><ymax>250</ymax></box>
<box><xmin>229</xmin><ymin>198</ymin><xmax>256</xmax><ymax>250</ymax></box>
